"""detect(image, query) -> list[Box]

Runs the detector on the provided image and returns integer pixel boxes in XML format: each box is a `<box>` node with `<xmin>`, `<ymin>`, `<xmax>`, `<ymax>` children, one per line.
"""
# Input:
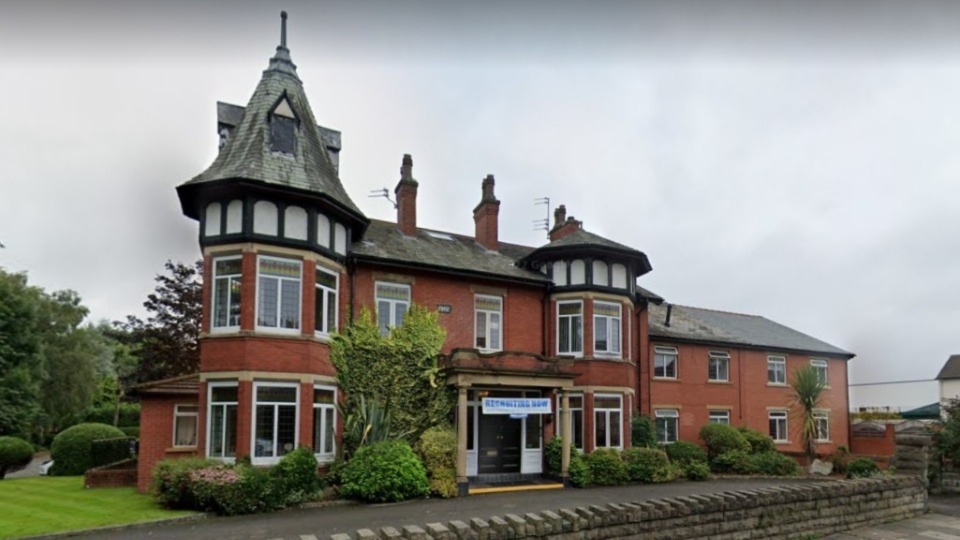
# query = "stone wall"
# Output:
<box><xmin>329</xmin><ymin>477</ymin><xmax>926</xmax><ymax>540</ymax></box>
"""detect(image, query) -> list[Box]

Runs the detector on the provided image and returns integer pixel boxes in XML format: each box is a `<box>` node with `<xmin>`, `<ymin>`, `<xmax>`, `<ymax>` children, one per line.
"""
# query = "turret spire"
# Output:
<box><xmin>266</xmin><ymin>10</ymin><xmax>298</xmax><ymax>77</ymax></box>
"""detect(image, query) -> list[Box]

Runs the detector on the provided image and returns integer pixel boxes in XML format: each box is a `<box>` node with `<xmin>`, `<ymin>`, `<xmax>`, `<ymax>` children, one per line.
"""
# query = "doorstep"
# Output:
<box><xmin>468</xmin><ymin>473</ymin><xmax>564</xmax><ymax>495</ymax></box>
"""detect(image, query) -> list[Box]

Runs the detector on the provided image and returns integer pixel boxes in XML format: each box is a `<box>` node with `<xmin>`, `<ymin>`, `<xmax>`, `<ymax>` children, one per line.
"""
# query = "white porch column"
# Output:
<box><xmin>456</xmin><ymin>386</ymin><xmax>469</xmax><ymax>496</ymax></box>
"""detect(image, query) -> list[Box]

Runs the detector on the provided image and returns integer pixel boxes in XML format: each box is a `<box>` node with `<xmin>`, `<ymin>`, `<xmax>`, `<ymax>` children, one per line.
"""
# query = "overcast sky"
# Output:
<box><xmin>2</xmin><ymin>0</ymin><xmax>959</xmax><ymax>389</ymax></box>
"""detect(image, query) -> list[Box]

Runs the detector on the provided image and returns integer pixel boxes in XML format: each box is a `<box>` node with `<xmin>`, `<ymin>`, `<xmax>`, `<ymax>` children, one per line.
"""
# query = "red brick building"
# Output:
<box><xmin>135</xmin><ymin>14</ymin><xmax>854</xmax><ymax>493</ymax></box>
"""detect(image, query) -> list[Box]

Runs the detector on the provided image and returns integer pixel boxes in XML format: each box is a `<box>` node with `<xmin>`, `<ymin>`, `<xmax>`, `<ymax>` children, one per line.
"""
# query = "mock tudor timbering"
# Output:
<box><xmin>135</xmin><ymin>12</ymin><xmax>855</xmax><ymax>493</ymax></box>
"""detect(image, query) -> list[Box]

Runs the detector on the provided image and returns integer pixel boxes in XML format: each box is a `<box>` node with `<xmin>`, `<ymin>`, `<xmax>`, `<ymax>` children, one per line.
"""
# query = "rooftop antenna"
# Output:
<box><xmin>533</xmin><ymin>197</ymin><xmax>550</xmax><ymax>238</ymax></box>
<box><xmin>369</xmin><ymin>188</ymin><xmax>397</xmax><ymax>209</ymax></box>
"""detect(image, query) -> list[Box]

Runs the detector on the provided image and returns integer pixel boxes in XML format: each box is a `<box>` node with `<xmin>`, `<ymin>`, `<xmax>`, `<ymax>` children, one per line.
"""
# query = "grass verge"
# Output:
<box><xmin>0</xmin><ymin>476</ymin><xmax>196</xmax><ymax>539</ymax></box>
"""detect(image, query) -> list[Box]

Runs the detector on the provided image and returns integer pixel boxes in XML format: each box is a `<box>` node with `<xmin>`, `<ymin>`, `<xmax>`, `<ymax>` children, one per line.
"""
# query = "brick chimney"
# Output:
<box><xmin>473</xmin><ymin>174</ymin><xmax>501</xmax><ymax>251</ymax></box>
<box><xmin>549</xmin><ymin>204</ymin><xmax>583</xmax><ymax>241</ymax></box>
<box><xmin>394</xmin><ymin>154</ymin><xmax>418</xmax><ymax>236</ymax></box>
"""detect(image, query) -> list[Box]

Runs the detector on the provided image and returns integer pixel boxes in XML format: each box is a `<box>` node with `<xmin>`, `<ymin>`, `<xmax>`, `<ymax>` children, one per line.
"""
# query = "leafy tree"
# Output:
<box><xmin>331</xmin><ymin>305</ymin><xmax>453</xmax><ymax>457</ymax></box>
<box><xmin>935</xmin><ymin>398</ymin><xmax>960</xmax><ymax>464</ymax></box>
<box><xmin>121</xmin><ymin>260</ymin><xmax>202</xmax><ymax>383</ymax></box>
<box><xmin>790</xmin><ymin>365</ymin><xmax>826</xmax><ymax>464</ymax></box>
<box><xmin>0</xmin><ymin>270</ymin><xmax>43</xmax><ymax>437</ymax></box>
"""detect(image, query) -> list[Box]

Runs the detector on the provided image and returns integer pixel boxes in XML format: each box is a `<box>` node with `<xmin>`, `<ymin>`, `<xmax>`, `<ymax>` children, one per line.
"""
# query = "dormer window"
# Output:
<box><xmin>269</xmin><ymin>95</ymin><xmax>298</xmax><ymax>156</ymax></box>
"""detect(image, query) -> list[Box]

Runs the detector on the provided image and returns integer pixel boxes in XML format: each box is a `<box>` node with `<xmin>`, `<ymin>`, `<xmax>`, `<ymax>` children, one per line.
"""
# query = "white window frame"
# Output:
<box><xmin>593</xmin><ymin>301</ymin><xmax>622</xmax><ymax>358</ymax></box>
<box><xmin>211</xmin><ymin>256</ymin><xmax>242</xmax><ymax>332</ymax></box>
<box><xmin>769</xmin><ymin>410</ymin><xmax>788</xmax><ymax>442</ymax></box>
<box><xmin>557</xmin><ymin>300</ymin><xmax>583</xmax><ymax>357</ymax></box>
<box><xmin>708</xmin><ymin>410</ymin><xmax>730</xmax><ymax>425</ymax></box>
<box><xmin>173</xmin><ymin>404</ymin><xmax>198</xmax><ymax>448</ymax></box>
<box><xmin>474</xmin><ymin>295</ymin><xmax>503</xmax><ymax>351</ymax></box>
<box><xmin>814</xmin><ymin>409</ymin><xmax>830</xmax><ymax>442</ymax></box>
<box><xmin>375</xmin><ymin>281</ymin><xmax>411</xmax><ymax>336</ymax></box>
<box><xmin>207</xmin><ymin>382</ymin><xmax>238</xmax><ymax>461</ymax></box>
<box><xmin>708</xmin><ymin>351</ymin><xmax>729</xmax><ymax>382</ymax></box>
<box><xmin>811</xmin><ymin>359</ymin><xmax>829</xmax><ymax>386</ymax></box>
<box><xmin>256</xmin><ymin>255</ymin><xmax>302</xmax><ymax>334</ymax></box>
<box><xmin>314</xmin><ymin>267</ymin><xmax>338</xmax><ymax>337</ymax></box>
<box><xmin>312</xmin><ymin>385</ymin><xmax>337</xmax><ymax>463</ymax></box>
<box><xmin>556</xmin><ymin>393</ymin><xmax>584</xmax><ymax>451</ymax></box>
<box><xmin>767</xmin><ymin>355</ymin><xmax>787</xmax><ymax>385</ymax></box>
<box><xmin>654</xmin><ymin>346</ymin><xmax>678</xmax><ymax>379</ymax></box>
<box><xmin>594</xmin><ymin>394</ymin><xmax>623</xmax><ymax>449</ymax></box>
<box><xmin>655</xmin><ymin>409</ymin><xmax>679</xmax><ymax>444</ymax></box>
<box><xmin>251</xmin><ymin>382</ymin><xmax>300</xmax><ymax>465</ymax></box>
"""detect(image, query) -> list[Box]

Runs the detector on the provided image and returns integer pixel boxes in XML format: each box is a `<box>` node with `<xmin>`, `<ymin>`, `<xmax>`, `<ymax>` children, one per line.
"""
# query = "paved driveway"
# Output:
<box><xmin>6</xmin><ymin>452</ymin><xmax>49</xmax><ymax>479</ymax></box>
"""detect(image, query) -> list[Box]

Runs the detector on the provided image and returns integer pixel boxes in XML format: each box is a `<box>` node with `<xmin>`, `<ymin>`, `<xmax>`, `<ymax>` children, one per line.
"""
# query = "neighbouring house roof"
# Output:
<box><xmin>350</xmin><ymin>219</ymin><xmax>550</xmax><ymax>284</ymax></box>
<box><xmin>900</xmin><ymin>402</ymin><xmax>940</xmax><ymax>419</ymax></box>
<box><xmin>177</xmin><ymin>28</ymin><xmax>365</xmax><ymax>223</ymax></box>
<box><xmin>132</xmin><ymin>373</ymin><xmax>199</xmax><ymax>396</ymax></box>
<box><xmin>936</xmin><ymin>355</ymin><xmax>960</xmax><ymax>380</ymax></box>
<box><xmin>648</xmin><ymin>303</ymin><xmax>854</xmax><ymax>358</ymax></box>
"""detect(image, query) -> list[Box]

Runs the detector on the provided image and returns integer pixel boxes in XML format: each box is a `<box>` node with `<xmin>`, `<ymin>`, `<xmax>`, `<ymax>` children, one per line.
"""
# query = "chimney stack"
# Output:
<box><xmin>473</xmin><ymin>174</ymin><xmax>501</xmax><ymax>251</ymax></box>
<box><xmin>549</xmin><ymin>203</ymin><xmax>583</xmax><ymax>241</ymax></box>
<box><xmin>394</xmin><ymin>154</ymin><xmax>418</xmax><ymax>236</ymax></box>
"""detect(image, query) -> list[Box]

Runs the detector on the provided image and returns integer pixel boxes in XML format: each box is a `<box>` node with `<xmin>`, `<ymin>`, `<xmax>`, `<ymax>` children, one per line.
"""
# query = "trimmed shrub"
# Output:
<box><xmin>664</xmin><ymin>441</ymin><xmax>708</xmax><ymax>466</ymax></box>
<box><xmin>120</xmin><ymin>426</ymin><xmax>141</xmax><ymax>438</ymax></box>
<box><xmin>751</xmin><ymin>452</ymin><xmax>800</xmax><ymax>476</ymax></box>
<box><xmin>0</xmin><ymin>436</ymin><xmax>34</xmax><ymax>479</ymax></box>
<box><xmin>847</xmin><ymin>457</ymin><xmax>880</xmax><ymax>478</ymax></box>
<box><xmin>652</xmin><ymin>462</ymin><xmax>684</xmax><ymax>483</ymax></box>
<box><xmin>684</xmin><ymin>461</ymin><xmax>711</xmax><ymax>481</ymax></box>
<box><xmin>622</xmin><ymin>447</ymin><xmax>669</xmax><ymax>482</ymax></box>
<box><xmin>416</xmin><ymin>425</ymin><xmax>457</xmax><ymax>498</ymax></box>
<box><xmin>50</xmin><ymin>423</ymin><xmax>126</xmax><ymax>476</ymax></box>
<box><xmin>829</xmin><ymin>446</ymin><xmax>851</xmax><ymax>475</ymax></box>
<box><xmin>545</xmin><ymin>437</ymin><xmax>563</xmax><ymax>476</ymax></box>
<box><xmin>583</xmin><ymin>448</ymin><xmax>627</xmax><ymax>486</ymax></box>
<box><xmin>90</xmin><ymin>437</ymin><xmax>134</xmax><ymax>468</ymax></box>
<box><xmin>152</xmin><ymin>457</ymin><xmax>219</xmax><ymax>509</ymax></box>
<box><xmin>191</xmin><ymin>464</ymin><xmax>279</xmax><ymax>516</ymax></box>
<box><xmin>631</xmin><ymin>415</ymin><xmax>657</xmax><ymax>448</ymax></box>
<box><xmin>569</xmin><ymin>452</ymin><xmax>591</xmax><ymax>488</ymax></box>
<box><xmin>737</xmin><ymin>427</ymin><xmax>776</xmax><ymax>454</ymax></box>
<box><xmin>710</xmin><ymin>449</ymin><xmax>753</xmax><ymax>474</ymax></box>
<box><xmin>273</xmin><ymin>446</ymin><xmax>319</xmax><ymax>505</ymax></box>
<box><xmin>340</xmin><ymin>440</ymin><xmax>428</xmax><ymax>503</ymax></box>
<box><xmin>700</xmin><ymin>423</ymin><xmax>750</xmax><ymax>460</ymax></box>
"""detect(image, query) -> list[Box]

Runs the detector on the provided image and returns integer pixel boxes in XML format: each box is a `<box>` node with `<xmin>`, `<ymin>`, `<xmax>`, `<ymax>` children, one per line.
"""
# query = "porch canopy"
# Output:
<box><xmin>441</xmin><ymin>349</ymin><xmax>578</xmax><ymax>494</ymax></box>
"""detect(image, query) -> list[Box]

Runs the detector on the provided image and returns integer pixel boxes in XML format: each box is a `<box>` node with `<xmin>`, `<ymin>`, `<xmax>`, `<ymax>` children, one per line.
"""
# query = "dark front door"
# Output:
<box><xmin>477</xmin><ymin>413</ymin><xmax>522</xmax><ymax>474</ymax></box>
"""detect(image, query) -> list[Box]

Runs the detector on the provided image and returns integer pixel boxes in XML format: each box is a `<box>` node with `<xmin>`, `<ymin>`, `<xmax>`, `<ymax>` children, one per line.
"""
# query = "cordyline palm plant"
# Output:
<box><xmin>790</xmin><ymin>365</ymin><xmax>826</xmax><ymax>466</ymax></box>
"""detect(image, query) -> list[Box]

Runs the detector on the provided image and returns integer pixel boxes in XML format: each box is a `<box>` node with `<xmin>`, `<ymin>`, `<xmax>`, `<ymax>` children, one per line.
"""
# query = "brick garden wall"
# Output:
<box><xmin>329</xmin><ymin>476</ymin><xmax>926</xmax><ymax>540</ymax></box>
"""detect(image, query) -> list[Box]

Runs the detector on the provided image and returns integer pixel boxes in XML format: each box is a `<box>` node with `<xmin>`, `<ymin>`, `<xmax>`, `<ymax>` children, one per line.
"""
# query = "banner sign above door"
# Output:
<box><xmin>482</xmin><ymin>397</ymin><xmax>552</xmax><ymax>415</ymax></box>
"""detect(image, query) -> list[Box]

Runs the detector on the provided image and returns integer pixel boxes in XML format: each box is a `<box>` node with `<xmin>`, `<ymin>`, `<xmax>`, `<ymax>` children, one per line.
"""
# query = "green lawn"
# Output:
<box><xmin>0</xmin><ymin>476</ymin><xmax>197</xmax><ymax>539</ymax></box>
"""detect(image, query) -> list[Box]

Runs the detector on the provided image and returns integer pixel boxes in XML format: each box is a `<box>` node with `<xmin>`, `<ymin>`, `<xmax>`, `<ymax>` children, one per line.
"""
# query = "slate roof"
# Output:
<box><xmin>541</xmin><ymin>229</ymin><xmax>641</xmax><ymax>253</ymax></box>
<box><xmin>217</xmin><ymin>101</ymin><xmax>342</xmax><ymax>154</ymax></box>
<box><xmin>350</xmin><ymin>219</ymin><xmax>550</xmax><ymax>284</ymax></box>
<box><xmin>936</xmin><ymin>355</ymin><xmax>960</xmax><ymax>380</ymax></box>
<box><xmin>178</xmin><ymin>34</ymin><xmax>363</xmax><ymax>220</ymax></box>
<box><xmin>648</xmin><ymin>303</ymin><xmax>854</xmax><ymax>357</ymax></box>
<box><xmin>519</xmin><ymin>228</ymin><xmax>653</xmax><ymax>275</ymax></box>
<box><xmin>132</xmin><ymin>373</ymin><xmax>199</xmax><ymax>396</ymax></box>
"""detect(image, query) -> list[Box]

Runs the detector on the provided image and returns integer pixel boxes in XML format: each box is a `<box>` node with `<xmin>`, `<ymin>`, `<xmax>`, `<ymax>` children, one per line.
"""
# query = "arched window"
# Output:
<box><xmin>570</xmin><ymin>260</ymin><xmax>586</xmax><ymax>285</ymax></box>
<box><xmin>592</xmin><ymin>260</ymin><xmax>608</xmax><ymax>286</ymax></box>
<box><xmin>316</xmin><ymin>214</ymin><xmax>330</xmax><ymax>248</ymax></box>
<box><xmin>612</xmin><ymin>264</ymin><xmax>627</xmax><ymax>289</ymax></box>
<box><xmin>253</xmin><ymin>201</ymin><xmax>278</xmax><ymax>236</ymax></box>
<box><xmin>204</xmin><ymin>202</ymin><xmax>221</xmax><ymax>237</ymax></box>
<box><xmin>552</xmin><ymin>261</ymin><xmax>567</xmax><ymax>286</ymax></box>
<box><xmin>225</xmin><ymin>200</ymin><xmax>243</xmax><ymax>234</ymax></box>
<box><xmin>284</xmin><ymin>206</ymin><xmax>308</xmax><ymax>241</ymax></box>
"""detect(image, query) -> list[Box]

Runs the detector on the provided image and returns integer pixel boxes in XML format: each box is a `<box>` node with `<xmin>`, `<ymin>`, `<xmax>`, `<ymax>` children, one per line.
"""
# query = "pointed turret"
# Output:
<box><xmin>177</xmin><ymin>12</ymin><xmax>367</xmax><ymax>241</ymax></box>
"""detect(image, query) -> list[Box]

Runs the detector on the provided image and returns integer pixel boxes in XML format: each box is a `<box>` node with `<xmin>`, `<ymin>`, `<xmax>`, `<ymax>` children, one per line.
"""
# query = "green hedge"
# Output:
<box><xmin>90</xmin><ymin>437</ymin><xmax>134</xmax><ymax>468</ymax></box>
<box><xmin>847</xmin><ymin>457</ymin><xmax>880</xmax><ymax>478</ymax></box>
<box><xmin>583</xmin><ymin>448</ymin><xmax>627</xmax><ymax>486</ymax></box>
<box><xmin>664</xmin><ymin>440</ymin><xmax>708</xmax><ymax>465</ymax></box>
<box><xmin>340</xmin><ymin>440</ymin><xmax>428</xmax><ymax>503</ymax></box>
<box><xmin>737</xmin><ymin>427</ymin><xmax>776</xmax><ymax>454</ymax></box>
<box><xmin>51</xmin><ymin>423</ymin><xmax>126</xmax><ymax>476</ymax></box>
<box><xmin>0</xmin><ymin>436</ymin><xmax>34</xmax><ymax>479</ymax></box>
<box><xmin>700</xmin><ymin>424</ymin><xmax>750</xmax><ymax>460</ymax></box>
<box><xmin>271</xmin><ymin>446</ymin><xmax>319</xmax><ymax>505</ymax></box>
<box><xmin>631</xmin><ymin>415</ymin><xmax>657</xmax><ymax>448</ymax></box>
<box><xmin>416</xmin><ymin>425</ymin><xmax>457</xmax><ymax>498</ymax></box>
<box><xmin>621</xmin><ymin>447</ymin><xmax>668</xmax><ymax>483</ymax></box>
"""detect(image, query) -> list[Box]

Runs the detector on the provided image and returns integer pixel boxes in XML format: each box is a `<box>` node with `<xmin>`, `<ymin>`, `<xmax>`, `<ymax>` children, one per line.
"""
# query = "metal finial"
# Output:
<box><xmin>281</xmin><ymin>11</ymin><xmax>288</xmax><ymax>48</ymax></box>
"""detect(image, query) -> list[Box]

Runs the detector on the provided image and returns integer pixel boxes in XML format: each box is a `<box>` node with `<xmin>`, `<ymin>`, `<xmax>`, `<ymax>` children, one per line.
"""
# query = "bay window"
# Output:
<box><xmin>594</xmin><ymin>394</ymin><xmax>622</xmax><ymax>449</ymax></box>
<box><xmin>593</xmin><ymin>301</ymin><xmax>621</xmax><ymax>358</ymax></box>
<box><xmin>314</xmin><ymin>268</ymin><xmax>338</xmax><ymax>336</ymax></box>
<box><xmin>257</xmin><ymin>256</ymin><xmax>302</xmax><ymax>331</ymax></box>
<box><xmin>212</xmin><ymin>257</ymin><xmax>242</xmax><ymax>331</ymax></box>
<box><xmin>557</xmin><ymin>301</ymin><xmax>583</xmax><ymax>356</ymax></box>
<box><xmin>207</xmin><ymin>383</ymin><xmax>238</xmax><ymax>459</ymax></box>
<box><xmin>253</xmin><ymin>383</ymin><xmax>299</xmax><ymax>464</ymax></box>
<box><xmin>313</xmin><ymin>386</ymin><xmax>336</xmax><ymax>462</ymax></box>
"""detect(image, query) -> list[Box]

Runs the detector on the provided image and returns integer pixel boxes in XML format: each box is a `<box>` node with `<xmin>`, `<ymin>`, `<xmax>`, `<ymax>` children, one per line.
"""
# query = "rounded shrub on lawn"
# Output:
<box><xmin>0</xmin><ymin>436</ymin><xmax>34</xmax><ymax>479</ymax></box>
<box><xmin>621</xmin><ymin>447</ymin><xmax>668</xmax><ymax>483</ymax></box>
<box><xmin>664</xmin><ymin>440</ymin><xmax>708</xmax><ymax>466</ymax></box>
<box><xmin>699</xmin><ymin>423</ymin><xmax>750</xmax><ymax>460</ymax></box>
<box><xmin>583</xmin><ymin>448</ymin><xmax>627</xmax><ymax>486</ymax></box>
<box><xmin>50</xmin><ymin>423</ymin><xmax>126</xmax><ymax>476</ymax></box>
<box><xmin>340</xmin><ymin>440</ymin><xmax>428</xmax><ymax>503</ymax></box>
<box><xmin>737</xmin><ymin>426</ymin><xmax>776</xmax><ymax>454</ymax></box>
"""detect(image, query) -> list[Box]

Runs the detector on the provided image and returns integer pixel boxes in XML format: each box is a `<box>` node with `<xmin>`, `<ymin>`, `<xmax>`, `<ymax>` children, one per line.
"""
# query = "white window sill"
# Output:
<box><xmin>256</xmin><ymin>326</ymin><xmax>302</xmax><ymax>335</ymax></box>
<box><xmin>653</xmin><ymin>376</ymin><xmax>679</xmax><ymax>381</ymax></box>
<box><xmin>707</xmin><ymin>379</ymin><xmax>731</xmax><ymax>384</ymax></box>
<box><xmin>767</xmin><ymin>382</ymin><xmax>788</xmax><ymax>387</ymax></box>
<box><xmin>774</xmin><ymin>440</ymin><xmax>790</xmax><ymax>445</ymax></box>
<box><xmin>210</xmin><ymin>326</ymin><xmax>241</xmax><ymax>335</ymax></box>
